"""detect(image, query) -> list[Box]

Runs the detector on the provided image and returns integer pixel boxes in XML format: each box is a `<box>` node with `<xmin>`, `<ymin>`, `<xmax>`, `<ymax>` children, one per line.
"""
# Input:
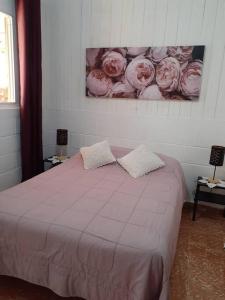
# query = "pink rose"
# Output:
<box><xmin>138</xmin><ymin>84</ymin><xmax>165</xmax><ymax>100</ymax></box>
<box><xmin>147</xmin><ymin>47</ymin><xmax>168</xmax><ymax>63</ymax></box>
<box><xmin>109</xmin><ymin>80</ymin><xmax>136</xmax><ymax>98</ymax></box>
<box><xmin>156</xmin><ymin>57</ymin><xmax>180</xmax><ymax>92</ymax></box>
<box><xmin>106</xmin><ymin>47</ymin><xmax>127</xmax><ymax>57</ymax></box>
<box><xmin>125</xmin><ymin>57</ymin><xmax>155</xmax><ymax>90</ymax></box>
<box><xmin>87</xmin><ymin>69</ymin><xmax>112</xmax><ymax>96</ymax></box>
<box><xmin>179</xmin><ymin>60</ymin><xmax>203</xmax><ymax>99</ymax></box>
<box><xmin>86</xmin><ymin>48</ymin><xmax>103</xmax><ymax>68</ymax></box>
<box><xmin>127</xmin><ymin>47</ymin><xmax>149</xmax><ymax>56</ymax></box>
<box><xmin>102</xmin><ymin>51</ymin><xmax>127</xmax><ymax>77</ymax></box>
<box><xmin>168</xmin><ymin>46</ymin><xmax>193</xmax><ymax>63</ymax></box>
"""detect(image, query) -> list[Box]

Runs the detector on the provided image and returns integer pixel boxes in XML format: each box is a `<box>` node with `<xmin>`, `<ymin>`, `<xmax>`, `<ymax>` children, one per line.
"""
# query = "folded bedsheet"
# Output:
<box><xmin>0</xmin><ymin>147</ymin><xmax>187</xmax><ymax>300</ymax></box>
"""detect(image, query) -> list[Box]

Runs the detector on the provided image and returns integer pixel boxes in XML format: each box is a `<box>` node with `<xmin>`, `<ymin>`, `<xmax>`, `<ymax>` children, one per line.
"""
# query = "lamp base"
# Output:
<box><xmin>207</xmin><ymin>177</ymin><xmax>220</xmax><ymax>184</ymax></box>
<box><xmin>58</xmin><ymin>155</ymin><xmax>67</xmax><ymax>161</ymax></box>
<box><xmin>56</xmin><ymin>145</ymin><xmax>67</xmax><ymax>158</ymax></box>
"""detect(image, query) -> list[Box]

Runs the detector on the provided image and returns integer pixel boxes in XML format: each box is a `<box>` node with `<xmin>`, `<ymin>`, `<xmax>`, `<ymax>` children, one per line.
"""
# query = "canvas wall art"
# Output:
<box><xmin>86</xmin><ymin>46</ymin><xmax>205</xmax><ymax>101</ymax></box>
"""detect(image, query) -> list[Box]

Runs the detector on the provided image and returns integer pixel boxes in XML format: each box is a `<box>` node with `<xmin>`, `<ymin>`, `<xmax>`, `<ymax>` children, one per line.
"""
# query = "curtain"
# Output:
<box><xmin>16</xmin><ymin>0</ymin><xmax>43</xmax><ymax>181</ymax></box>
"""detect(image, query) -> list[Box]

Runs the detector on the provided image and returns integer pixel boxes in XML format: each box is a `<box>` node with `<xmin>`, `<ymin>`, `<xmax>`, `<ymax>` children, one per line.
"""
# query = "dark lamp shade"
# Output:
<box><xmin>209</xmin><ymin>145</ymin><xmax>225</xmax><ymax>166</ymax></box>
<box><xmin>57</xmin><ymin>129</ymin><xmax>68</xmax><ymax>146</ymax></box>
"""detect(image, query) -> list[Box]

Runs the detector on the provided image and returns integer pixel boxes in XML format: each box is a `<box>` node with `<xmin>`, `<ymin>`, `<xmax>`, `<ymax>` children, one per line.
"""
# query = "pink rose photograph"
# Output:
<box><xmin>86</xmin><ymin>45</ymin><xmax>205</xmax><ymax>101</ymax></box>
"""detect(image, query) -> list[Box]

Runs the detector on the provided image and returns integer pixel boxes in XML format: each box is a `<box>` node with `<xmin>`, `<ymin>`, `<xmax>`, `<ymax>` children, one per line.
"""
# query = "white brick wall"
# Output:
<box><xmin>0</xmin><ymin>108</ymin><xmax>21</xmax><ymax>191</ymax></box>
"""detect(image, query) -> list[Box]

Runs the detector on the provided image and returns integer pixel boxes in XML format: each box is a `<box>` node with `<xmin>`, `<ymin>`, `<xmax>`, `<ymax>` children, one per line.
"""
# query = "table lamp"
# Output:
<box><xmin>208</xmin><ymin>145</ymin><xmax>225</xmax><ymax>184</ymax></box>
<box><xmin>56</xmin><ymin>129</ymin><xmax>68</xmax><ymax>160</ymax></box>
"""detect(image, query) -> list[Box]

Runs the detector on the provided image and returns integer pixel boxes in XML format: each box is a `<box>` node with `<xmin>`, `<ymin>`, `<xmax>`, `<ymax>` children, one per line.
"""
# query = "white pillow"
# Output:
<box><xmin>117</xmin><ymin>144</ymin><xmax>165</xmax><ymax>178</ymax></box>
<box><xmin>80</xmin><ymin>140</ymin><xmax>116</xmax><ymax>169</ymax></box>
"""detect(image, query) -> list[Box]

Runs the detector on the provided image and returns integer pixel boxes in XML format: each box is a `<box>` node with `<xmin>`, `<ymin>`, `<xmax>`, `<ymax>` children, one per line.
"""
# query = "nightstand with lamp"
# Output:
<box><xmin>192</xmin><ymin>145</ymin><xmax>225</xmax><ymax>220</ymax></box>
<box><xmin>44</xmin><ymin>129</ymin><xmax>69</xmax><ymax>169</ymax></box>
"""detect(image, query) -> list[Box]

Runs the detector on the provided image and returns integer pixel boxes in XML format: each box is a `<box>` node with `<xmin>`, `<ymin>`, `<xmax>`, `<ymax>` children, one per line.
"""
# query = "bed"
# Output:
<box><xmin>0</xmin><ymin>147</ymin><xmax>186</xmax><ymax>300</ymax></box>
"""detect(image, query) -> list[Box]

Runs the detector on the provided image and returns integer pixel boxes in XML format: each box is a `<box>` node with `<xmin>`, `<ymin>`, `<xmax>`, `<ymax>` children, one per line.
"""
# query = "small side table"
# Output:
<box><xmin>44</xmin><ymin>156</ymin><xmax>66</xmax><ymax>169</ymax></box>
<box><xmin>192</xmin><ymin>176</ymin><xmax>225</xmax><ymax>220</ymax></box>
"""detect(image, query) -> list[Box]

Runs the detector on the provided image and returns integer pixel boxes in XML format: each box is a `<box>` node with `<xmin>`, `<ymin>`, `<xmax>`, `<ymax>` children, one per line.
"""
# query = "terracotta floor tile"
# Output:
<box><xmin>170</xmin><ymin>204</ymin><xmax>225</xmax><ymax>300</ymax></box>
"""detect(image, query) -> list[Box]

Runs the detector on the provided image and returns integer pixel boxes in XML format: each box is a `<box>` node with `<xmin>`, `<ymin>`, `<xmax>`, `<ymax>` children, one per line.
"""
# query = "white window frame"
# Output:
<box><xmin>0</xmin><ymin>0</ymin><xmax>19</xmax><ymax>108</ymax></box>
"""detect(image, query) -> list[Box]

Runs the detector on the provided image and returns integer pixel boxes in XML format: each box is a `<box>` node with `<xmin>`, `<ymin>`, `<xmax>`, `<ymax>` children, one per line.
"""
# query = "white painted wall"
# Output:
<box><xmin>0</xmin><ymin>0</ymin><xmax>21</xmax><ymax>191</ymax></box>
<box><xmin>0</xmin><ymin>108</ymin><xmax>21</xmax><ymax>191</ymax></box>
<box><xmin>41</xmin><ymin>0</ymin><xmax>225</xmax><ymax>199</ymax></box>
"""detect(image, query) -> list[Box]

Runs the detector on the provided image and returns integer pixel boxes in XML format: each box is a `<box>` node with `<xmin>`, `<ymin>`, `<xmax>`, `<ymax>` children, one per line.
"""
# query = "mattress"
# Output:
<box><xmin>0</xmin><ymin>147</ymin><xmax>186</xmax><ymax>300</ymax></box>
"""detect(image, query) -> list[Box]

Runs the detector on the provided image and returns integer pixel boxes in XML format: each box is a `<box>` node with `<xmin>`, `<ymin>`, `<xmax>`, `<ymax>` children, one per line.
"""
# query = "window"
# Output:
<box><xmin>0</xmin><ymin>12</ymin><xmax>15</xmax><ymax>103</ymax></box>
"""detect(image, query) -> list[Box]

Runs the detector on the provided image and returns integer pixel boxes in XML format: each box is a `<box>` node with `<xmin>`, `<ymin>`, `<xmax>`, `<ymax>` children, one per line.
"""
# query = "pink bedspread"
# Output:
<box><xmin>0</xmin><ymin>147</ymin><xmax>186</xmax><ymax>300</ymax></box>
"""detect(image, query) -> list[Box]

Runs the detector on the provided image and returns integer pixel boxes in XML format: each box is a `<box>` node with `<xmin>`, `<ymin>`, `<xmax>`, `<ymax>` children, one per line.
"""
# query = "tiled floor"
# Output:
<box><xmin>170</xmin><ymin>204</ymin><xmax>225</xmax><ymax>300</ymax></box>
<box><xmin>0</xmin><ymin>204</ymin><xmax>225</xmax><ymax>300</ymax></box>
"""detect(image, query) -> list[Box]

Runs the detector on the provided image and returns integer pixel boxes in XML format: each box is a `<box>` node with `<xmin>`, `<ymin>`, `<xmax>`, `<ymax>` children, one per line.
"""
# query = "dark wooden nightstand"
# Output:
<box><xmin>192</xmin><ymin>176</ymin><xmax>225</xmax><ymax>220</ymax></box>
